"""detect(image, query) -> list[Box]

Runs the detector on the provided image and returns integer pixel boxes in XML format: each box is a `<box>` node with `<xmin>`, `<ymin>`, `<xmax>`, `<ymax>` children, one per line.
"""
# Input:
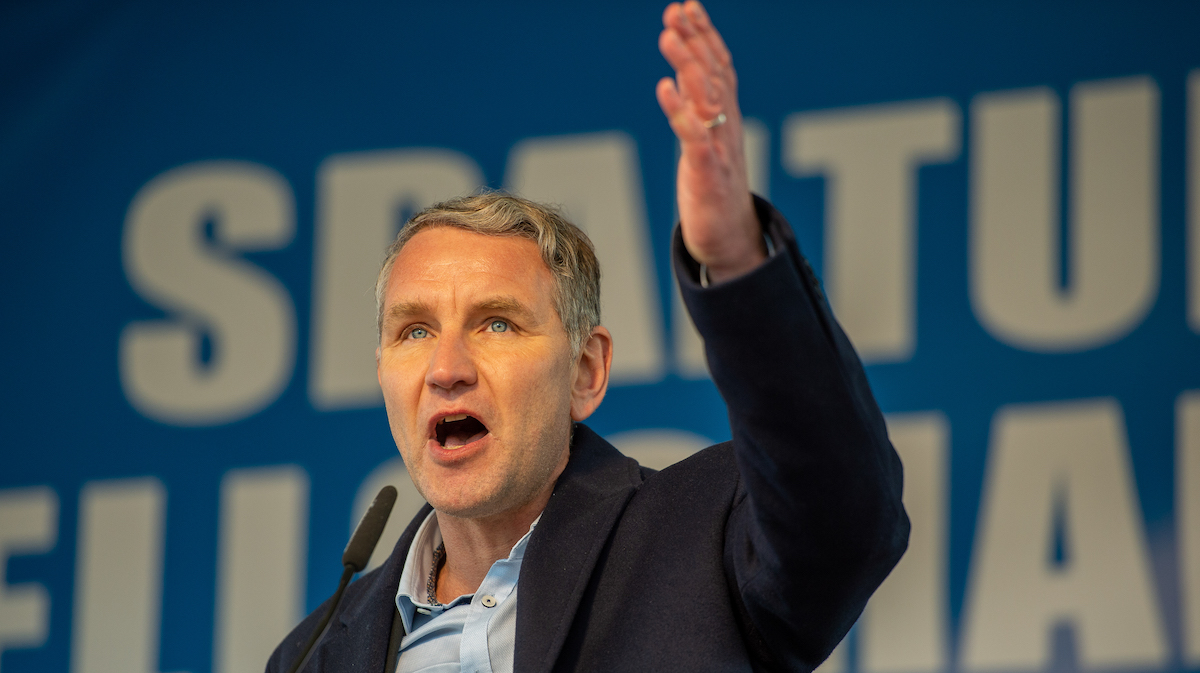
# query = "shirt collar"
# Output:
<box><xmin>394</xmin><ymin>510</ymin><xmax>541</xmax><ymax>633</ymax></box>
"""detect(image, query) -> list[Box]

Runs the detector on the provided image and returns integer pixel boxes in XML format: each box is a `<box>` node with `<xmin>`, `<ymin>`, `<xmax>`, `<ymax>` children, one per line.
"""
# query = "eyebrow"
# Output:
<box><xmin>384</xmin><ymin>296</ymin><xmax>536</xmax><ymax>324</ymax></box>
<box><xmin>385</xmin><ymin>300</ymin><xmax>434</xmax><ymax>323</ymax></box>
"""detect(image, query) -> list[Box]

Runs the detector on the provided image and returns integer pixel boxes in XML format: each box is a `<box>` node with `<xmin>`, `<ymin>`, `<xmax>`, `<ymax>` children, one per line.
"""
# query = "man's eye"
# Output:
<box><xmin>488</xmin><ymin>320</ymin><xmax>509</xmax><ymax>333</ymax></box>
<box><xmin>407</xmin><ymin>327</ymin><xmax>429</xmax><ymax>339</ymax></box>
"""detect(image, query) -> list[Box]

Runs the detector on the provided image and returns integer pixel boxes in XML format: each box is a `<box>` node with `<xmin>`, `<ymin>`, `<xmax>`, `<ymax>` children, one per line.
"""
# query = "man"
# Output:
<box><xmin>269</xmin><ymin>2</ymin><xmax>908</xmax><ymax>671</ymax></box>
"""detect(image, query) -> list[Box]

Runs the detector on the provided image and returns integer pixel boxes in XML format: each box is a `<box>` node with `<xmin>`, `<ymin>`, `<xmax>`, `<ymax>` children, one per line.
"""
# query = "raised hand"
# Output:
<box><xmin>656</xmin><ymin>0</ymin><xmax>765</xmax><ymax>283</ymax></box>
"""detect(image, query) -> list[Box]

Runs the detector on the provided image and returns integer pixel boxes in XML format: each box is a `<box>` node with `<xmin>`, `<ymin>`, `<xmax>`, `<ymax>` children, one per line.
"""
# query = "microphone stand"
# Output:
<box><xmin>287</xmin><ymin>485</ymin><xmax>398</xmax><ymax>673</ymax></box>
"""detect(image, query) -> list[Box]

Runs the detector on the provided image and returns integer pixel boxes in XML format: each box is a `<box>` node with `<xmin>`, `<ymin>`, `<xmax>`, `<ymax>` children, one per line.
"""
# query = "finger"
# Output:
<box><xmin>678</xmin><ymin>60</ymin><xmax>723</xmax><ymax>119</ymax></box>
<box><xmin>661</xmin><ymin>2</ymin><xmax>680</xmax><ymax>30</ymax></box>
<box><xmin>658</xmin><ymin>27</ymin><xmax>708</xmax><ymax>100</ymax></box>
<box><xmin>682</xmin><ymin>27</ymin><xmax>722</xmax><ymax>89</ymax></box>
<box><xmin>658</xmin><ymin>13</ymin><xmax>704</xmax><ymax>77</ymax></box>
<box><xmin>669</xmin><ymin>2</ymin><xmax>728</xmax><ymax>98</ymax></box>
<box><xmin>662</xmin><ymin>7</ymin><xmax>735</xmax><ymax>124</ymax></box>
<box><xmin>681</xmin><ymin>2</ymin><xmax>738</xmax><ymax>111</ymax></box>
<box><xmin>664</xmin><ymin>2</ymin><xmax>696</xmax><ymax>40</ymax></box>
<box><xmin>658</xmin><ymin>88</ymin><xmax>723</xmax><ymax>176</ymax></box>
<box><xmin>659</xmin><ymin>27</ymin><xmax>722</xmax><ymax>118</ymax></box>
<box><xmin>658</xmin><ymin>79</ymin><xmax>726</xmax><ymax>183</ymax></box>
<box><xmin>686</xmin><ymin>1</ymin><xmax>733</xmax><ymax>72</ymax></box>
<box><xmin>668</xmin><ymin>2</ymin><xmax>721</xmax><ymax>85</ymax></box>
<box><xmin>655</xmin><ymin>76</ymin><xmax>683</xmax><ymax>118</ymax></box>
<box><xmin>656</xmin><ymin>76</ymin><xmax>708</xmax><ymax>145</ymax></box>
<box><xmin>657</xmin><ymin>22</ymin><xmax>692</xmax><ymax>73</ymax></box>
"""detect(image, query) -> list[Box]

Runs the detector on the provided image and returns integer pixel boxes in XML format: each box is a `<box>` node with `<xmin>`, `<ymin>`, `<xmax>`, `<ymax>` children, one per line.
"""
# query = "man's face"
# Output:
<box><xmin>377</xmin><ymin>226</ymin><xmax>577</xmax><ymax>519</ymax></box>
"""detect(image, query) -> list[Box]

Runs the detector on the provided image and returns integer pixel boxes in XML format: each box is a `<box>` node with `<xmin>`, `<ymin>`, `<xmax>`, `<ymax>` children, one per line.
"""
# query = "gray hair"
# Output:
<box><xmin>375</xmin><ymin>191</ymin><xmax>602</xmax><ymax>355</ymax></box>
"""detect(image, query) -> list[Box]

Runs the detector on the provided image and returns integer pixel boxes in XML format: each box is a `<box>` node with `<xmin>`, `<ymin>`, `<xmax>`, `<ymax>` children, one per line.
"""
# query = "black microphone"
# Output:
<box><xmin>287</xmin><ymin>485</ymin><xmax>398</xmax><ymax>673</ymax></box>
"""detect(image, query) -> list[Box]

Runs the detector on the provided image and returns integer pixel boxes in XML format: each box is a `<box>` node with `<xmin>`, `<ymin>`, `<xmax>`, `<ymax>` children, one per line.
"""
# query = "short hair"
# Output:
<box><xmin>375</xmin><ymin>191</ymin><xmax>602</xmax><ymax>356</ymax></box>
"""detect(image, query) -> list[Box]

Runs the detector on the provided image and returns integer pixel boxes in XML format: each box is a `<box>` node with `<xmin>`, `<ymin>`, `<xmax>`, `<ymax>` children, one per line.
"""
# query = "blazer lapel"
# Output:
<box><xmin>307</xmin><ymin>425</ymin><xmax>638</xmax><ymax>673</ymax></box>
<box><xmin>514</xmin><ymin>424</ymin><xmax>643</xmax><ymax>673</ymax></box>
<box><xmin>307</xmin><ymin>503</ymin><xmax>431</xmax><ymax>672</ymax></box>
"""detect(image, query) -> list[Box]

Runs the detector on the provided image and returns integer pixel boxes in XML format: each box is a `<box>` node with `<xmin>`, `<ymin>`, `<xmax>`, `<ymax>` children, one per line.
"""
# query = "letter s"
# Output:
<box><xmin>120</xmin><ymin>161</ymin><xmax>296</xmax><ymax>426</ymax></box>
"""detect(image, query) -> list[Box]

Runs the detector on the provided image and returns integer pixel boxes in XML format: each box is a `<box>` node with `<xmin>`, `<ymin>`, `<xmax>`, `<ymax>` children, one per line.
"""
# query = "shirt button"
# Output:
<box><xmin>481</xmin><ymin>595</ymin><xmax>497</xmax><ymax>608</ymax></box>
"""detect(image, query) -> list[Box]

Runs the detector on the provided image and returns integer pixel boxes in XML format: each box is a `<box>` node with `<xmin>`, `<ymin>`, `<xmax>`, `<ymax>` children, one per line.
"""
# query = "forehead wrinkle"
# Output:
<box><xmin>472</xmin><ymin>296</ymin><xmax>539</xmax><ymax>322</ymax></box>
<box><xmin>386</xmin><ymin>231</ymin><xmax>556</xmax><ymax>330</ymax></box>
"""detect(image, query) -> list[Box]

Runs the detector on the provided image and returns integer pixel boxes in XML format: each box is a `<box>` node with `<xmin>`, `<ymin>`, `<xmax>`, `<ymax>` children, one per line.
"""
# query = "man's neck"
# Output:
<box><xmin>432</xmin><ymin>484</ymin><xmax>552</xmax><ymax>604</ymax></box>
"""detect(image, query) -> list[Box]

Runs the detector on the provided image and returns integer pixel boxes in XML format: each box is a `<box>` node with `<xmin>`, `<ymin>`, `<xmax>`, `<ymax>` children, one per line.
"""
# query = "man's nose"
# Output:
<box><xmin>425</xmin><ymin>331</ymin><xmax>478</xmax><ymax>390</ymax></box>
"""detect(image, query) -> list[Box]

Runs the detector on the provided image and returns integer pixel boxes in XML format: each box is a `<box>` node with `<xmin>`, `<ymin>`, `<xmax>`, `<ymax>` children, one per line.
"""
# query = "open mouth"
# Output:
<box><xmin>435</xmin><ymin>414</ymin><xmax>489</xmax><ymax>448</ymax></box>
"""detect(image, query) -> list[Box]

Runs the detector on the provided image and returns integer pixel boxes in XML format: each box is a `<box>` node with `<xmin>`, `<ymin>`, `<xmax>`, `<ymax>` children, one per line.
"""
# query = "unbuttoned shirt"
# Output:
<box><xmin>394</xmin><ymin>510</ymin><xmax>538</xmax><ymax>673</ymax></box>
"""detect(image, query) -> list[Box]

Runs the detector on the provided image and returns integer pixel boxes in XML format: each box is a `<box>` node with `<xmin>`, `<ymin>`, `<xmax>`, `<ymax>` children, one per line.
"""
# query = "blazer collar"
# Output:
<box><xmin>311</xmin><ymin>423</ymin><xmax>639</xmax><ymax>673</ymax></box>
<box><xmin>514</xmin><ymin>423</ymin><xmax>643</xmax><ymax>673</ymax></box>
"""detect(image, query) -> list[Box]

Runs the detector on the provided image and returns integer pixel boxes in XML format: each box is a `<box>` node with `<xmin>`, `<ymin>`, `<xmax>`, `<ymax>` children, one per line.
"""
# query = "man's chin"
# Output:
<box><xmin>427</xmin><ymin>480</ymin><xmax>546</xmax><ymax>523</ymax></box>
<box><xmin>417</xmin><ymin>449</ymin><xmax>568</xmax><ymax>522</ymax></box>
<box><xmin>423</xmin><ymin>482</ymin><xmax>510</xmax><ymax>520</ymax></box>
<box><xmin>432</xmin><ymin>497</ymin><xmax>510</xmax><ymax>521</ymax></box>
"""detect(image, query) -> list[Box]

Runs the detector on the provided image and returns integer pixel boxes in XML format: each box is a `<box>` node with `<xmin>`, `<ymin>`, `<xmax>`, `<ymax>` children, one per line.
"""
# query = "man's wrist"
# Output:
<box><xmin>698</xmin><ymin>233</ymin><xmax>776</xmax><ymax>288</ymax></box>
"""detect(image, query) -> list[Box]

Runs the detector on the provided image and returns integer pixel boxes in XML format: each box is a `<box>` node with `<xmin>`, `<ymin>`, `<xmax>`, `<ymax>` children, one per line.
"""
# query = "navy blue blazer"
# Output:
<box><xmin>267</xmin><ymin>197</ymin><xmax>909</xmax><ymax>672</ymax></box>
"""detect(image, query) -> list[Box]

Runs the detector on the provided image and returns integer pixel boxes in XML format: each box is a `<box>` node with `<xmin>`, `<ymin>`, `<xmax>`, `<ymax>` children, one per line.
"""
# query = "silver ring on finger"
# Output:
<box><xmin>703</xmin><ymin>112</ymin><xmax>727</xmax><ymax>129</ymax></box>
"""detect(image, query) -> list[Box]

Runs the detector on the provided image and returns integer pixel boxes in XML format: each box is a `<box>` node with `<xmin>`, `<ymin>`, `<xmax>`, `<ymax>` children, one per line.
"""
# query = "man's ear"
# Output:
<box><xmin>570</xmin><ymin>326</ymin><xmax>613</xmax><ymax>421</ymax></box>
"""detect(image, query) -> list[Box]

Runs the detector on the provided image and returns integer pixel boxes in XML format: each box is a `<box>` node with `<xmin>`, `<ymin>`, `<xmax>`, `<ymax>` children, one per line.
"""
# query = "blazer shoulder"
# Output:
<box><xmin>634</xmin><ymin>441</ymin><xmax>742</xmax><ymax>501</ymax></box>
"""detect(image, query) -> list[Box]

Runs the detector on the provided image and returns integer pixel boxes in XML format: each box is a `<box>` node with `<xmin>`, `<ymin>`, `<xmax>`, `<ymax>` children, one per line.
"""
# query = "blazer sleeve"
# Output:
<box><xmin>674</xmin><ymin>195</ymin><xmax>910</xmax><ymax>671</ymax></box>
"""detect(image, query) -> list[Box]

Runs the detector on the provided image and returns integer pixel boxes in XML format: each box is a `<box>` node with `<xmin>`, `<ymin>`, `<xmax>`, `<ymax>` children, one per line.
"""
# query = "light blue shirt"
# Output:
<box><xmin>394</xmin><ymin>511</ymin><xmax>538</xmax><ymax>673</ymax></box>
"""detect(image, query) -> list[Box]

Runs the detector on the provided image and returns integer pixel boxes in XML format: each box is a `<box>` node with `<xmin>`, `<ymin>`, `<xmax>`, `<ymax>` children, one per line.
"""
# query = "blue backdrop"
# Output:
<box><xmin>3</xmin><ymin>2</ymin><xmax>1200</xmax><ymax>673</ymax></box>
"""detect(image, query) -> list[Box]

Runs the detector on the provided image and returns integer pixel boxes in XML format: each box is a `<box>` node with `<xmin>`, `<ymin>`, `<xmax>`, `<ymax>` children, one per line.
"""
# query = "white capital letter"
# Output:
<box><xmin>860</xmin><ymin>413</ymin><xmax>948</xmax><ymax>673</ymax></box>
<box><xmin>606</xmin><ymin>428</ymin><xmax>713</xmax><ymax>472</ymax></box>
<box><xmin>506</xmin><ymin>132</ymin><xmax>665</xmax><ymax>383</ymax></box>
<box><xmin>815</xmin><ymin>636</ymin><xmax>849</xmax><ymax>673</ymax></box>
<box><xmin>1180</xmin><ymin>390</ymin><xmax>1200</xmax><ymax>664</ymax></box>
<box><xmin>310</xmin><ymin>149</ymin><xmax>483</xmax><ymax>409</ymax></box>
<box><xmin>0</xmin><ymin>487</ymin><xmax>57</xmax><ymax>664</ymax></box>
<box><xmin>971</xmin><ymin>78</ymin><xmax>1159</xmax><ymax>351</ymax></box>
<box><xmin>120</xmin><ymin>162</ymin><xmax>296</xmax><ymax>425</ymax></box>
<box><xmin>213</xmin><ymin>466</ymin><xmax>309</xmax><ymax>673</ymax></box>
<box><xmin>961</xmin><ymin>399</ymin><xmax>1166</xmax><ymax>671</ymax></box>
<box><xmin>72</xmin><ymin>478</ymin><xmax>182</xmax><ymax>673</ymax></box>
<box><xmin>785</xmin><ymin>98</ymin><xmax>960</xmax><ymax>362</ymax></box>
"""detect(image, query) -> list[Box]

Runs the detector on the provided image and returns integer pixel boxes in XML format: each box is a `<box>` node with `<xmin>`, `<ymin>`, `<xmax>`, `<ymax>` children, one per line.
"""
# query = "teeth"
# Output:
<box><xmin>438</xmin><ymin>414</ymin><xmax>469</xmax><ymax>424</ymax></box>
